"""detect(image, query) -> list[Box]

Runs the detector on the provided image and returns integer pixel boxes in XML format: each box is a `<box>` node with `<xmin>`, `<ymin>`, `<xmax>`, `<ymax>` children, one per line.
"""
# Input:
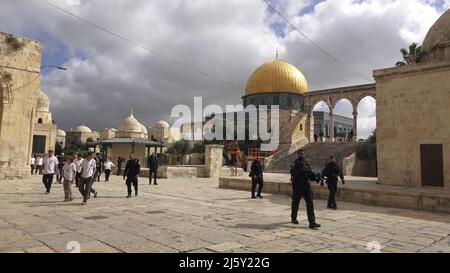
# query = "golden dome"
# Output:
<box><xmin>245</xmin><ymin>60</ymin><xmax>308</xmax><ymax>96</ymax></box>
<box><xmin>422</xmin><ymin>9</ymin><xmax>450</xmax><ymax>51</ymax></box>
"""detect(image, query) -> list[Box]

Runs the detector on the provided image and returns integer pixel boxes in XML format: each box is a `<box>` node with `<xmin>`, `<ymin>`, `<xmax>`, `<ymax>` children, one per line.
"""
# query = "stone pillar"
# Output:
<box><xmin>205</xmin><ymin>145</ymin><xmax>223</xmax><ymax>178</ymax></box>
<box><xmin>328</xmin><ymin>110</ymin><xmax>334</xmax><ymax>142</ymax></box>
<box><xmin>352</xmin><ymin>111</ymin><xmax>358</xmax><ymax>142</ymax></box>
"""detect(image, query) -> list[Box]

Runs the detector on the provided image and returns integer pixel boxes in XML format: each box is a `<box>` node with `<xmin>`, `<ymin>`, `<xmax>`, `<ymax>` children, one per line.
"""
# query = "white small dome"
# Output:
<box><xmin>119</xmin><ymin>113</ymin><xmax>142</xmax><ymax>133</ymax></box>
<box><xmin>37</xmin><ymin>90</ymin><xmax>50</xmax><ymax>112</ymax></box>
<box><xmin>57</xmin><ymin>129</ymin><xmax>66</xmax><ymax>137</ymax></box>
<box><xmin>73</xmin><ymin>125</ymin><xmax>93</xmax><ymax>133</ymax></box>
<box><xmin>155</xmin><ymin>120</ymin><xmax>170</xmax><ymax>129</ymax></box>
<box><xmin>140</xmin><ymin>123</ymin><xmax>148</xmax><ymax>135</ymax></box>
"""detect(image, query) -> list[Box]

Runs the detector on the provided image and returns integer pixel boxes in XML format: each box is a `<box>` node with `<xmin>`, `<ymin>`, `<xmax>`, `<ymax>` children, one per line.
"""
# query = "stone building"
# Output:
<box><xmin>92</xmin><ymin>112</ymin><xmax>163</xmax><ymax>166</ymax></box>
<box><xmin>99</xmin><ymin>128</ymin><xmax>116</xmax><ymax>141</ymax></box>
<box><xmin>65</xmin><ymin>125</ymin><xmax>99</xmax><ymax>150</ymax></box>
<box><xmin>0</xmin><ymin>32</ymin><xmax>43</xmax><ymax>178</ymax></box>
<box><xmin>313</xmin><ymin>111</ymin><xmax>353</xmax><ymax>140</ymax></box>
<box><xmin>149</xmin><ymin>120</ymin><xmax>180</xmax><ymax>146</ymax></box>
<box><xmin>56</xmin><ymin>129</ymin><xmax>66</xmax><ymax>149</ymax></box>
<box><xmin>31</xmin><ymin>90</ymin><xmax>57</xmax><ymax>155</ymax></box>
<box><xmin>375</xmin><ymin>9</ymin><xmax>450</xmax><ymax>188</ymax></box>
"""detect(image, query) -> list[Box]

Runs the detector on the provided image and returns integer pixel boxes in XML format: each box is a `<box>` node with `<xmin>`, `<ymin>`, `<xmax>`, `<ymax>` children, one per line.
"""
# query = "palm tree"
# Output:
<box><xmin>396</xmin><ymin>43</ymin><xmax>421</xmax><ymax>66</ymax></box>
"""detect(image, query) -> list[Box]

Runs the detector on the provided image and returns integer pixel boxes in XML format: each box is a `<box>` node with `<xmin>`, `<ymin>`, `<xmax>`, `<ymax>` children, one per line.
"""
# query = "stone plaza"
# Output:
<box><xmin>0</xmin><ymin>175</ymin><xmax>449</xmax><ymax>253</ymax></box>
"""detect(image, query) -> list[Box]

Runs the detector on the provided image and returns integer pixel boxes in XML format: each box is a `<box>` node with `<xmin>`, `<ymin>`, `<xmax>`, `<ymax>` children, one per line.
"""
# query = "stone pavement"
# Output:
<box><xmin>0</xmin><ymin>175</ymin><xmax>449</xmax><ymax>253</ymax></box>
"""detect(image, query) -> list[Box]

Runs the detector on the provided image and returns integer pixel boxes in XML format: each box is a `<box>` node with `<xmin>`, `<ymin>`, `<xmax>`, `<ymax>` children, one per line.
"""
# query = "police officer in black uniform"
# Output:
<box><xmin>123</xmin><ymin>153</ymin><xmax>141</xmax><ymax>198</ymax></box>
<box><xmin>147</xmin><ymin>153</ymin><xmax>159</xmax><ymax>185</ymax></box>
<box><xmin>290</xmin><ymin>149</ymin><xmax>321</xmax><ymax>229</ymax></box>
<box><xmin>249</xmin><ymin>158</ymin><xmax>264</xmax><ymax>199</ymax></box>
<box><xmin>321</xmin><ymin>156</ymin><xmax>345</xmax><ymax>210</ymax></box>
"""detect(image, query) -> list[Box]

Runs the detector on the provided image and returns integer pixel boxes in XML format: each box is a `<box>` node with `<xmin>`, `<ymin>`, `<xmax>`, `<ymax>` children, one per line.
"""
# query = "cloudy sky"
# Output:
<box><xmin>1</xmin><ymin>0</ymin><xmax>449</xmax><ymax>138</ymax></box>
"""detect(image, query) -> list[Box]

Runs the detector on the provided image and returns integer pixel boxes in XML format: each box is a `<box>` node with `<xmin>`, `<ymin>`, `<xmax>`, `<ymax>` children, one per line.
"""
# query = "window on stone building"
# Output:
<box><xmin>38</xmin><ymin>118</ymin><xmax>43</xmax><ymax>124</ymax></box>
<box><xmin>300</xmin><ymin>124</ymin><xmax>303</xmax><ymax>131</ymax></box>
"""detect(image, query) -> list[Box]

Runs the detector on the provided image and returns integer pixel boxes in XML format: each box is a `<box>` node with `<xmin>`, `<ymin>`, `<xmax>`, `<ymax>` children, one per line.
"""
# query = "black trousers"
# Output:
<box><xmin>327</xmin><ymin>180</ymin><xmax>338</xmax><ymax>208</ymax></box>
<box><xmin>75</xmin><ymin>172</ymin><xmax>81</xmax><ymax>187</ymax></box>
<box><xmin>96</xmin><ymin>168</ymin><xmax>102</xmax><ymax>181</ymax></box>
<box><xmin>78</xmin><ymin>176</ymin><xmax>95</xmax><ymax>202</ymax></box>
<box><xmin>105</xmin><ymin>170</ymin><xmax>111</xmax><ymax>181</ymax></box>
<box><xmin>126</xmin><ymin>176</ymin><xmax>138</xmax><ymax>195</ymax></box>
<box><xmin>251</xmin><ymin>176</ymin><xmax>264</xmax><ymax>197</ymax></box>
<box><xmin>149</xmin><ymin>169</ymin><xmax>157</xmax><ymax>184</ymax></box>
<box><xmin>291</xmin><ymin>183</ymin><xmax>316</xmax><ymax>224</ymax></box>
<box><xmin>57</xmin><ymin>167</ymin><xmax>63</xmax><ymax>183</ymax></box>
<box><xmin>35</xmin><ymin>165</ymin><xmax>42</xmax><ymax>175</ymax></box>
<box><xmin>42</xmin><ymin>174</ymin><xmax>54</xmax><ymax>193</ymax></box>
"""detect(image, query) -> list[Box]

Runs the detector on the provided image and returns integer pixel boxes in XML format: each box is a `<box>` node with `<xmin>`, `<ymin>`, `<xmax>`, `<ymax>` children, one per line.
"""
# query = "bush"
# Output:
<box><xmin>356</xmin><ymin>130</ymin><xmax>377</xmax><ymax>160</ymax></box>
<box><xmin>5</xmin><ymin>34</ymin><xmax>24</xmax><ymax>51</ymax></box>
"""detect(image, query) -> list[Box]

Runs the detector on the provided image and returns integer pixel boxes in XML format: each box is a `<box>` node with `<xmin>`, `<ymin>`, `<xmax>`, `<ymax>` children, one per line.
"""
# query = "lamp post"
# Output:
<box><xmin>40</xmin><ymin>65</ymin><xmax>68</xmax><ymax>71</ymax></box>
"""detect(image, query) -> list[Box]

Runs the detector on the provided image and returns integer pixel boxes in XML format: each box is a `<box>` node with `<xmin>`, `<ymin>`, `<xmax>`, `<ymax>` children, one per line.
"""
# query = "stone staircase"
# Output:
<box><xmin>265</xmin><ymin>142</ymin><xmax>360</xmax><ymax>173</ymax></box>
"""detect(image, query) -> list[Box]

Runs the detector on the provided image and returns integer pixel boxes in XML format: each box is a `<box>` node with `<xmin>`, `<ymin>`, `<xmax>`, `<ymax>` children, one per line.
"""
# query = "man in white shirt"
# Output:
<box><xmin>79</xmin><ymin>151</ymin><xmax>98</xmax><ymax>205</ymax></box>
<box><xmin>62</xmin><ymin>157</ymin><xmax>77</xmax><ymax>202</ymax></box>
<box><xmin>42</xmin><ymin>150</ymin><xmax>59</xmax><ymax>194</ymax></box>
<box><xmin>30</xmin><ymin>155</ymin><xmax>36</xmax><ymax>175</ymax></box>
<box><xmin>36</xmin><ymin>156</ymin><xmax>43</xmax><ymax>175</ymax></box>
<box><xmin>103</xmin><ymin>159</ymin><xmax>115</xmax><ymax>182</ymax></box>
<box><xmin>73</xmin><ymin>153</ymin><xmax>84</xmax><ymax>188</ymax></box>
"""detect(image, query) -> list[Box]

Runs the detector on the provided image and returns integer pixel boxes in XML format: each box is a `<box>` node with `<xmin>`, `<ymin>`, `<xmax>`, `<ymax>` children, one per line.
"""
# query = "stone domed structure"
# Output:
<box><xmin>155</xmin><ymin>120</ymin><xmax>170</xmax><ymax>129</ymax></box>
<box><xmin>37</xmin><ymin>90</ymin><xmax>50</xmax><ymax>112</ymax></box>
<box><xmin>73</xmin><ymin>125</ymin><xmax>93</xmax><ymax>133</ymax></box>
<box><xmin>119</xmin><ymin>113</ymin><xmax>142</xmax><ymax>133</ymax></box>
<box><xmin>243</xmin><ymin>59</ymin><xmax>308</xmax><ymax>111</ymax></box>
<box><xmin>115</xmin><ymin>111</ymin><xmax>148</xmax><ymax>139</ymax></box>
<box><xmin>419</xmin><ymin>9</ymin><xmax>450</xmax><ymax>63</ymax></box>
<box><xmin>56</xmin><ymin>129</ymin><xmax>66</xmax><ymax>137</ymax></box>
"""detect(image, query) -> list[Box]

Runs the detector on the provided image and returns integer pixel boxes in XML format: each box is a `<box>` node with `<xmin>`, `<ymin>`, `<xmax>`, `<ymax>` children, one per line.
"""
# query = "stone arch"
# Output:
<box><xmin>0</xmin><ymin>69</ymin><xmax>11</xmax><ymax>136</ymax></box>
<box><xmin>0</xmin><ymin>69</ymin><xmax>12</xmax><ymax>104</ymax></box>
<box><xmin>332</xmin><ymin>98</ymin><xmax>354</xmax><ymax>141</ymax></box>
<box><xmin>356</xmin><ymin>96</ymin><xmax>377</xmax><ymax>140</ymax></box>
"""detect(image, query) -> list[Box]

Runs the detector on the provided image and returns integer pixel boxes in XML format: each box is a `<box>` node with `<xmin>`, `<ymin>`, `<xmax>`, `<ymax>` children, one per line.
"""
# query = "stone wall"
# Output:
<box><xmin>0</xmin><ymin>32</ymin><xmax>42</xmax><ymax>178</ymax></box>
<box><xmin>374</xmin><ymin>61</ymin><xmax>450</xmax><ymax>188</ymax></box>
<box><xmin>342</xmin><ymin>153</ymin><xmax>377</xmax><ymax>177</ymax></box>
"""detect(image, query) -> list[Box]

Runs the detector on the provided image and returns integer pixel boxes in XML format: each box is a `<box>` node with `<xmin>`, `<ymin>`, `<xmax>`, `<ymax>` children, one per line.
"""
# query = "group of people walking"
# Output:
<box><xmin>249</xmin><ymin>149</ymin><xmax>346</xmax><ymax>230</ymax></box>
<box><xmin>36</xmin><ymin>150</ymin><xmax>160</xmax><ymax>205</ymax></box>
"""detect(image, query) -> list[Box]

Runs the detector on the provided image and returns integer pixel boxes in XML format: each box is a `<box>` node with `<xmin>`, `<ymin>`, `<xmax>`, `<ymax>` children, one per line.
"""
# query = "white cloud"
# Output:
<box><xmin>0</xmin><ymin>0</ymin><xmax>445</xmax><ymax>139</ymax></box>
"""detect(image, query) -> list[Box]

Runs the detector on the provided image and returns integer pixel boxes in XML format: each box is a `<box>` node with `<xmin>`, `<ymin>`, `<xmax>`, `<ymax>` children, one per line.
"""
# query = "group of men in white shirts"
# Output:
<box><xmin>37</xmin><ymin>149</ymin><xmax>142</xmax><ymax>205</ymax></box>
<box><xmin>30</xmin><ymin>155</ymin><xmax>44</xmax><ymax>175</ymax></box>
<box><xmin>39</xmin><ymin>150</ymin><xmax>100</xmax><ymax>205</ymax></box>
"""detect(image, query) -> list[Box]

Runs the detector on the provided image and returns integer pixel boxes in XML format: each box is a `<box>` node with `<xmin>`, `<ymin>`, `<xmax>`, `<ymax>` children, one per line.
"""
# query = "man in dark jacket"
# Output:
<box><xmin>123</xmin><ymin>154</ymin><xmax>141</xmax><ymax>198</ymax></box>
<box><xmin>290</xmin><ymin>149</ymin><xmax>321</xmax><ymax>229</ymax></box>
<box><xmin>147</xmin><ymin>153</ymin><xmax>159</xmax><ymax>185</ymax></box>
<box><xmin>249</xmin><ymin>158</ymin><xmax>264</xmax><ymax>199</ymax></box>
<box><xmin>321</xmin><ymin>156</ymin><xmax>345</xmax><ymax>210</ymax></box>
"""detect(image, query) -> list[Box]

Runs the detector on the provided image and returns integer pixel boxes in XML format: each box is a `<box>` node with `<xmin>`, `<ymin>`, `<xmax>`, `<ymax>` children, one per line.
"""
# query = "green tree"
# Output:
<box><xmin>356</xmin><ymin>130</ymin><xmax>377</xmax><ymax>160</ymax></box>
<box><xmin>396</xmin><ymin>43</ymin><xmax>421</xmax><ymax>66</ymax></box>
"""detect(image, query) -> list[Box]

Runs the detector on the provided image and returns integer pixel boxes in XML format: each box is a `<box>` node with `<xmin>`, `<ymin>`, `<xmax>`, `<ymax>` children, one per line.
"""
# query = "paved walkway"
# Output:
<box><xmin>0</xmin><ymin>175</ymin><xmax>449</xmax><ymax>253</ymax></box>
